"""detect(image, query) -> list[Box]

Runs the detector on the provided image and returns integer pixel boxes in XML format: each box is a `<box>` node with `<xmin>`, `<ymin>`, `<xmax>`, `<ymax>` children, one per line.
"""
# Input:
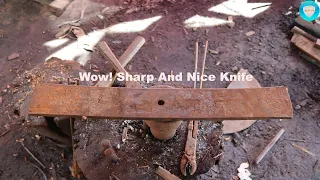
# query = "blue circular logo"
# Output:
<box><xmin>299</xmin><ymin>0</ymin><xmax>320</xmax><ymax>22</ymax></box>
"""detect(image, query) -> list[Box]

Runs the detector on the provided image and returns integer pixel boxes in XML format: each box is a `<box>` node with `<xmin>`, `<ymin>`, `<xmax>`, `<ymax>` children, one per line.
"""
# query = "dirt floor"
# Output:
<box><xmin>0</xmin><ymin>0</ymin><xmax>320</xmax><ymax>179</ymax></box>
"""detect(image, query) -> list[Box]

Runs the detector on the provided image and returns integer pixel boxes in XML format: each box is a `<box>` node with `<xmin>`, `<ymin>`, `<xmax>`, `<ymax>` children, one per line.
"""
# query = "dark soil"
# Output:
<box><xmin>0</xmin><ymin>0</ymin><xmax>319</xmax><ymax>179</ymax></box>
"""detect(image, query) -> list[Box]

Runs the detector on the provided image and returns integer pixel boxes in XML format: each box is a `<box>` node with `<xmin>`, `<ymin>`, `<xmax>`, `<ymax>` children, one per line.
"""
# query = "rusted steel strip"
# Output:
<box><xmin>28</xmin><ymin>84</ymin><xmax>293</xmax><ymax>120</ymax></box>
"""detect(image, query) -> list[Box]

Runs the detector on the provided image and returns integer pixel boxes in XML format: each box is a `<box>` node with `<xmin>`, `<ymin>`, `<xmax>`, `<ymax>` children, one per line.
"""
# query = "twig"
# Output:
<box><xmin>51</xmin><ymin>162</ymin><xmax>57</xmax><ymax>180</ymax></box>
<box><xmin>17</xmin><ymin>139</ymin><xmax>46</xmax><ymax>169</ymax></box>
<box><xmin>122</xmin><ymin>126</ymin><xmax>129</xmax><ymax>143</ymax></box>
<box><xmin>0</xmin><ymin>129</ymin><xmax>10</xmax><ymax>137</ymax></box>
<box><xmin>255</xmin><ymin>128</ymin><xmax>285</xmax><ymax>164</ymax></box>
<box><xmin>213</xmin><ymin>152</ymin><xmax>224</xmax><ymax>159</ymax></box>
<box><xmin>151</xmin><ymin>24</ymin><xmax>158</xmax><ymax>31</ymax></box>
<box><xmin>292</xmin><ymin>143</ymin><xmax>316</xmax><ymax>157</ymax></box>
<box><xmin>199</xmin><ymin>41</ymin><xmax>209</xmax><ymax>89</ymax></box>
<box><xmin>28</xmin><ymin>161</ymin><xmax>47</xmax><ymax>180</ymax></box>
<box><xmin>111</xmin><ymin>173</ymin><xmax>121</xmax><ymax>180</ymax></box>
<box><xmin>80</xmin><ymin>7</ymin><xmax>87</xmax><ymax>20</ymax></box>
<box><xmin>16</xmin><ymin>58</ymin><xmax>29</xmax><ymax>73</ymax></box>
<box><xmin>283</xmin><ymin>138</ymin><xmax>320</xmax><ymax>145</ymax></box>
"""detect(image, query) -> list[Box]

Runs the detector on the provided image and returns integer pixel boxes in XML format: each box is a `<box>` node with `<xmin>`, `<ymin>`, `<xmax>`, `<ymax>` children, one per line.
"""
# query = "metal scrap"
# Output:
<box><xmin>28</xmin><ymin>84</ymin><xmax>293</xmax><ymax>120</ymax></box>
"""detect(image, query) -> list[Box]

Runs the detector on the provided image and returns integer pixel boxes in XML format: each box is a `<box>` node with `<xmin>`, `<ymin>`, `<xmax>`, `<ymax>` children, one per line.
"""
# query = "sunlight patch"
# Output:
<box><xmin>184</xmin><ymin>15</ymin><xmax>229</xmax><ymax>28</ymax></box>
<box><xmin>209</xmin><ymin>0</ymin><xmax>271</xmax><ymax>18</ymax></box>
<box><xmin>104</xmin><ymin>15</ymin><xmax>162</xmax><ymax>34</ymax></box>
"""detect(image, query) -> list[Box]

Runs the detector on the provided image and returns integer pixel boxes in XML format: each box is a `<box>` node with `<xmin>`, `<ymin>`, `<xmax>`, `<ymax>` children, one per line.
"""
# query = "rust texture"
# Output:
<box><xmin>28</xmin><ymin>84</ymin><xmax>293</xmax><ymax>120</ymax></box>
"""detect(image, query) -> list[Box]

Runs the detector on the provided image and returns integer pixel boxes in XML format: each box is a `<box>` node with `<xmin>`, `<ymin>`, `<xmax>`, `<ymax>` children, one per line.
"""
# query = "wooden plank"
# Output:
<box><xmin>222</xmin><ymin>68</ymin><xmax>261</xmax><ymax>134</ymax></box>
<box><xmin>28</xmin><ymin>84</ymin><xmax>293</xmax><ymax>120</ymax></box>
<box><xmin>291</xmin><ymin>33</ymin><xmax>320</xmax><ymax>64</ymax></box>
<box><xmin>255</xmin><ymin>128</ymin><xmax>285</xmax><ymax>164</ymax></box>
<box><xmin>291</xmin><ymin>26</ymin><xmax>317</xmax><ymax>42</ymax></box>
<box><xmin>96</xmin><ymin>36</ymin><xmax>145</xmax><ymax>87</ymax></box>
<box><xmin>295</xmin><ymin>17</ymin><xmax>320</xmax><ymax>38</ymax></box>
<box><xmin>97</xmin><ymin>41</ymin><xmax>141</xmax><ymax>88</ymax></box>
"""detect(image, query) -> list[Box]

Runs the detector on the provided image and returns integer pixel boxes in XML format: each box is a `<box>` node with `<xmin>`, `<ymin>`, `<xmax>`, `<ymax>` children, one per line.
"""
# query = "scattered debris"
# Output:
<box><xmin>314</xmin><ymin>160</ymin><xmax>320</xmax><ymax>173</ymax></box>
<box><xmin>227</xmin><ymin>16</ymin><xmax>235</xmax><ymax>28</ymax></box>
<box><xmin>28</xmin><ymin>162</ymin><xmax>48</xmax><ymax>180</ymax></box>
<box><xmin>111</xmin><ymin>174</ymin><xmax>121</xmax><ymax>180</ymax></box>
<box><xmin>155</xmin><ymin>166</ymin><xmax>181</xmax><ymax>180</ymax></box>
<box><xmin>122</xmin><ymin>126</ymin><xmax>129</xmax><ymax>143</ymax></box>
<box><xmin>151</xmin><ymin>36</ymin><xmax>155</xmax><ymax>43</ymax></box>
<box><xmin>35</xmin><ymin>135</ymin><xmax>41</xmax><ymax>141</ymax></box>
<box><xmin>237</xmin><ymin>162</ymin><xmax>251</xmax><ymax>180</ymax></box>
<box><xmin>16</xmin><ymin>138</ymin><xmax>46</xmax><ymax>169</ymax></box>
<box><xmin>97</xmin><ymin>14</ymin><xmax>105</xmax><ymax>21</ymax></box>
<box><xmin>112</xmin><ymin>40</ymin><xmax>122</xmax><ymax>44</ymax></box>
<box><xmin>284</xmin><ymin>11</ymin><xmax>292</xmax><ymax>16</ymax></box>
<box><xmin>115</xmin><ymin>144</ymin><xmax>121</xmax><ymax>150</ymax></box>
<box><xmin>255</xmin><ymin>128</ymin><xmax>285</xmax><ymax>164</ymax></box>
<box><xmin>151</xmin><ymin>24</ymin><xmax>158</xmax><ymax>31</ymax></box>
<box><xmin>216</xmin><ymin>61</ymin><xmax>221</xmax><ymax>66</ymax></box>
<box><xmin>51</xmin><ymin>162</ymin><xmax>57</xmax><ymax>180</ymax></box>
<box><xmin>295</xmin><ymin>105</ymin><xmax>301</xmax><ymax>110</ymax></box>
<box><xmin>55</xmin><ymin>24</ymin><xmax>72</xmax><ymax>39</ymax></box>
<box><xmin>7</xmin><ymin>53</ymin><xmax>20</xmax><ymax>60</ymax></box>
<box><xmin>231</xmin><ymin>66</ymin><xmax>238</xmax><ymax>72</ymax></box>
<box><xmin>292</xmin><ymin>143</ymin><xmax>316</xmax><ymax>157</ymax></box>
<box><xmin>209</xmin><ymin>49</ymin><xmax>219</xmax><ymax>55</ymax></box>
<box><xmin>17</xmin><ymin>58</ymin><xmax>29</xmax><ymax>74</ymax></box>
<box><xmin>283</xmin><ymin>138</ymin><xmax>320</xmax><ymax>145</ymax></box>
<box><xmin>245</xmin><ymin>31</ymin><xmax>255</xmax><ymax>37</ymax></box>
<box><xmin>300</xmin><ymin>99</ymin><xmax>309</xmax><ymax>107</ymax></box>
<box><xmin>0</xmin><ymin>124</ymin><xmax>11</xmax><ymax>137</ymax></box>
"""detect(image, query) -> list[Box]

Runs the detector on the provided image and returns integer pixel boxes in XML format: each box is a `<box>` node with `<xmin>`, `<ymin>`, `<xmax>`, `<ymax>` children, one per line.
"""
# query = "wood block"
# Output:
<box><xmin>291</xmin><ymin>33</ymin><xmax>320</xmax><ymax>64</ymax></box>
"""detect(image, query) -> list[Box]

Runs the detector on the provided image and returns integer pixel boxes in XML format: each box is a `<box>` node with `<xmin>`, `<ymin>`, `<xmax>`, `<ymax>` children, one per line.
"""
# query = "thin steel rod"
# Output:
<box><xmin>199</xmin><ymin>41</ymin><xmax>209</xmax><ymax>89</ymax></box>
<box><xmin>194</xmin><ymin>42</ymin><xmax>199</xmax><ymax>89</ymax></box>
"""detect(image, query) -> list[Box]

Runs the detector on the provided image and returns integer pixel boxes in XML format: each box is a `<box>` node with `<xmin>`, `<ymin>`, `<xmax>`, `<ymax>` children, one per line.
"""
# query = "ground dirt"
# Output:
<box><xmin>0</xmin><ymin>0</ymin><xmax>319</xmax><ymax>179</ymax></box>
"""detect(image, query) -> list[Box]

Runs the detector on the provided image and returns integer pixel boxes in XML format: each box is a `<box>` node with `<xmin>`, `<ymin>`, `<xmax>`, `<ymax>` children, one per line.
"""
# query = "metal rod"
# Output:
<box><xmin>194</xmin><ymin>42</ymin><xmax>198</xmax><ymax>89</ymax></box>
<box><xmin>199</xmin><ymin>41</ymin><xmax>208</xmax><ymax>89</ymax></box>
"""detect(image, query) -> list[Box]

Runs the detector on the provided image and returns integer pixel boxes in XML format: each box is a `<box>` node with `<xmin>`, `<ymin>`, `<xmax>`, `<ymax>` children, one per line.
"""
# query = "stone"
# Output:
<box><xmin>7</xmin><ymin>53</ymin><xmax>20</xmax><ymax>60</ymax></box>
<box><xmin>49</xmin><ymin>0</ymin><xmax>71</xmax><ymax>16</ymax></box>
<box><xmin>209</xmin><ymin>49</ymin><xmax>219</xmax><ymax>55</ymax></box>
<box><xmin>300</xmin><ymin>99</ymin><xmax>309</xmax><ymax>107</ymax></box>
<box><xmin>295</xmin><ymin>105</ymin><xmax>301</xmax><ymax>110</ymax></box>
<box><xmin>245</xmin><ymin>31</ymin><xmax>255</xmax><ymax>37</ymax></box>
<box><xmin>227</xmin><ymin>16</ymin><xmax>235</xmax><ymax>28</ymax></box>
<box><xmin>232</xmin><ymin>66</ymin><xmax>238</xmax><ymax>72</ymax></box>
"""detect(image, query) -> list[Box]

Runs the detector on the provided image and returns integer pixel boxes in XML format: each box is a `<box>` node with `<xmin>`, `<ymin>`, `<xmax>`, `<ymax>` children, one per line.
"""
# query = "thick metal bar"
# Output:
<box><xmin>28</xmin><ymin>84</ymin><xmax>293</xmax><ymax>120</ymax></box>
